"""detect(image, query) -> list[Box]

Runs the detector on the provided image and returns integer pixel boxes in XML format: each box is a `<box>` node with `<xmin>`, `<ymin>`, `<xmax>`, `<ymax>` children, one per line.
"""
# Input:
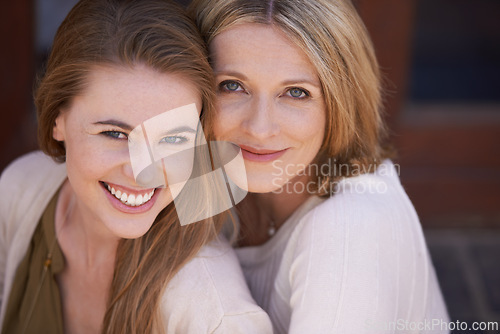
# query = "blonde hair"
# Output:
<box><xmin>35</xmin><ymin>0</ymin><xmax>222</xmax><ymax>332</ymax></box>
<box><xmin>190</xmin><ymin>0</ymin><xmax>393</xmax><ymax>194</ymax></box>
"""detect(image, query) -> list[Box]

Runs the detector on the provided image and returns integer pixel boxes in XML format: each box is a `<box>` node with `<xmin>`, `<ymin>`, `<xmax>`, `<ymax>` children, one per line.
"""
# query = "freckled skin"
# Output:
<box><xmin>50</xmin><ymin>64</ymin><xmax>203</xmax><ymax>334</ymax></box>
<box><xmin>53</xmin><ymin>64</ymin><xmax>201</xmax><ymax>239</ymax></box>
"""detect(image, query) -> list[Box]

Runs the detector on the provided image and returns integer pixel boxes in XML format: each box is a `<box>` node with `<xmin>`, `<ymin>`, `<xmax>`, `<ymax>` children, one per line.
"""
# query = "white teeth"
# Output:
<box><xmin>105</xmin><ymin>183</ymin><xmax>155</xmax><ymax>207</ymax></box>
<box><xmin>135</xmin><ymin>195</ymin><xmax>143</xmax><ymax>206</ymax></box>
<box><xmin>126</xmin><ymin>194</ymin><xmax>135</xmax><ymax>206</ymax></box>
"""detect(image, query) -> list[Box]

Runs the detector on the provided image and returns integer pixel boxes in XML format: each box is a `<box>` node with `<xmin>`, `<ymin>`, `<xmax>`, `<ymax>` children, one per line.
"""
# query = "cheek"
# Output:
<box><xmin>305</xmin><ymin>122</ymin><xmax>326</xmax><ymax>157</ymax></box>
<box><xmin>213</xmin><ymin>103</ymin><xmax>236</xmax><ymax>140</ymax></box>
<box><xmin>64</xmin><ymin>136</ymin><xmax>122</xmax><ymax>181</ymax></box>
<box><xmin>64</xmin><ymin>140</ymin><xmax>101</xmax><ymax>183</ymax></box>
<box><xmin>212</xmin><ymin>117</ymin><xmax>225</xmax><ymax>140</ymax></box>
<box><xmin>285</xmin><ymin>109</ymin><xmax>325</xmax><ymax>142</ymax></box>
<box><xmin>304</xmin><ymin>105</ymin><xmax>326</xmax><ymax>143</ymax></box>
<box><xmin>309</xmin><ymin>115</ymin><xmax>326</xmax><ymax>144</ymax></box>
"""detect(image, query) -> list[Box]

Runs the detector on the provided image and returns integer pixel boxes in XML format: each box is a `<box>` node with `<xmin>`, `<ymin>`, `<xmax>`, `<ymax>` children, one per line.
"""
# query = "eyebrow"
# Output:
<box><xmin>281</xmin><ymin>79</ymin><xmax>321</xmax><ymax>89</ymax></box>
<box><xmin>95</xmin><ymin>121</ymin><xmax>197</xmax><ymax>135</ymax></box>
<box><xmin>163</xmin><ymin>126</ymin><xmax>197</xmax><ymax>134</ymax></box>
<box><xmin>215</xmin><ymin>71</ymin><xmax>321</xmax><ymax>89</ymax></box>
<box><xmin>94</xmin><ymin>120</ymin><xmax>133</xmax><ymax>131</ymax></box>
<box><xmin>214</xmin><ymin>70</ymin><xmax>249</xmax><ymax>81</ymax></box>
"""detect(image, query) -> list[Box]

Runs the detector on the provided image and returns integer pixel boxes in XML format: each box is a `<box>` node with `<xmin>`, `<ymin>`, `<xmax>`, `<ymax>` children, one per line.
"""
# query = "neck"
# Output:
<box><xmin>254</xmin><ymin>173</ymin><xmax>313</xmax><ymax>225</ymax></box>
<box><xmin>56</xmin><ymin>180</ymin><xmax>119</xmax><ymax>269</ymax></box>
<box><xmin>237</xmin><ymin>174</ymin><xmax>313</xmax><ymax>247</ymax></box>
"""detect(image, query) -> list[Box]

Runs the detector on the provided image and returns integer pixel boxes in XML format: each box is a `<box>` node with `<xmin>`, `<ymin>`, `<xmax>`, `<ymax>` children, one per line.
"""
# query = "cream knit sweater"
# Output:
<box><xmin>235</xmin><ymin>160</ymin><xmax>450</xmax><ymax>333</ymax></box>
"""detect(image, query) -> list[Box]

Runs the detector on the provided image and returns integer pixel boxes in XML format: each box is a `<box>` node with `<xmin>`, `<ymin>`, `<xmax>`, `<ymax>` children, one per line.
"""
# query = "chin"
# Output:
<box><xmin>107</xmin><ymin>219</ymin><xmax>156</xmax><ymax>240</ymax></box>
<box><xmin>114</xmin><ymin>229</ymin><xmax>152</xmax><ymax>240</ymax></box>
<box><xmin>246</xmin><ymin>174</ymin><xmax>288</xmax><ymax>194</ymax></box>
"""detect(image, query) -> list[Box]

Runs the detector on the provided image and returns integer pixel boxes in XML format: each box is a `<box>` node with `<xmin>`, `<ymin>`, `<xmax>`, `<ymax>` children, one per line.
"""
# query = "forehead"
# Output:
<box><xmin>70</xmin><ymin>64</ymin><xmax>201</xmax><ymax>126</ymax></box>
<box><xmin>210</xmin><ymin>23</ymin><xmax>318</xmax><ymax>81</ymax></box>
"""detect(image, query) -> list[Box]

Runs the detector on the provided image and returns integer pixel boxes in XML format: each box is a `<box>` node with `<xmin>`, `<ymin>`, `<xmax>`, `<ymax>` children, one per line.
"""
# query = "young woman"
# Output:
<box><xmin>190</xmin><ymin>0</ymin><xmax>450</xmax><ymax>333</ymax></box>
<box><xmin>0</xmin><ymin>0</ymin><xmax>272</xmax><ymax>333</ymax></box>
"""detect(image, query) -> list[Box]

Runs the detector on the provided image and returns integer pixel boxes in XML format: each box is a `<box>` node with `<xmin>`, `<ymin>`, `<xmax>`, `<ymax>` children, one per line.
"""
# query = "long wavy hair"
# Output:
<box><xmin>35</xmin><ymin>0</ymin><xmax>223</xmax><ymax>332</ymax></box>
<box><xmin>190</xmin><ymin>0</ymin><xmax>393</xmax><ymax>194</ymax></box>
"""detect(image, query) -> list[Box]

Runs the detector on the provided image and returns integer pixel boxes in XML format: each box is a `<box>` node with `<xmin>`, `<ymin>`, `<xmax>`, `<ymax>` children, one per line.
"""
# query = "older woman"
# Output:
<box><xmin>190</xmin><ymin>0</ymin><xmax>450</xmax><ymax>333</ymax></box>
<box><xmin>0</xmin><ymin>0</ymin><xmax>272</xmax><ymax>333</ymax></box>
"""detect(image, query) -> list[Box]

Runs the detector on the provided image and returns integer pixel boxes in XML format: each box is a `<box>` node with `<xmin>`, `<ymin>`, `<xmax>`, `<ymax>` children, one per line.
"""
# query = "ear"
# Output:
<box><xmin>52</xmin><ymin>113</ymin><xmax>66</xmax><ymax>142</ymax></box>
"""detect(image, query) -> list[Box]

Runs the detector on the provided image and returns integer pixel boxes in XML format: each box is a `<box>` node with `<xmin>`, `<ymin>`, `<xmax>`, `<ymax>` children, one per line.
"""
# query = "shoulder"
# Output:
<box><xmin>288</xmin><ymin>159</ymin><xmax>427</xmax><ymax>263</ymax></box>
<box><xmin>0</xmin><ymin>151</ymin><xmax>66</xmax><ymax>212</ymax></box>
<box><xmin>0</xmin><ymin>151</ymin><xmax>66</xmax><ymax>196</ymax></box>
<box><xmin>0</xmin><ymin>151</ymin><xmax>66</xmax><ymax>238</ymax></box>
<box><xmin>161</xmin><ymin>235</ymin><xmax>272</xmax><ymax>333</ymax></box>
<box><xmin>301</xmin><ymin>160</ymin><xmax>412</xmax><ymax>230</ymax></box>
<box><xmin>278</xmin><ymin>161</ymin><xmax>447</xmax><ymax>324</ymax></box>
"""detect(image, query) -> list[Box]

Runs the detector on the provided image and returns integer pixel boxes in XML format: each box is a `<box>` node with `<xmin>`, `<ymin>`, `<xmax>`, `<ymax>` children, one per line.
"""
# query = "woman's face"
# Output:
<box><xmin>53</xmin><ymin>64</ymin><xmax>201</xmax><ymax>239</ymax></box>
<box><xmin>210</xmin><ymin>23</ymin><xmax>326</xmax><ymax>193</ymax></box>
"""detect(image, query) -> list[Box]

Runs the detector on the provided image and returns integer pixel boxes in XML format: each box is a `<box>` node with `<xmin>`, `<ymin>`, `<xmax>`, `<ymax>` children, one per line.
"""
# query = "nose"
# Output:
<box><xmin>122</xmin><ymin>159</ymin><xmax>136</xmax><ymax>181</ymax></box>
<box><xmin>125</xmin><ymin>143</ymin><xmax>169</xmax><ymax>188</ymax></box>
<box><xmin>241</xmin><ymin>95</ymin><xmax>279</xmax><ymax>140</ymax></box>
<box><xmin>117</xmin><ymin>144</ymin><xmax>139</xmax><ymax>184</ymax></box>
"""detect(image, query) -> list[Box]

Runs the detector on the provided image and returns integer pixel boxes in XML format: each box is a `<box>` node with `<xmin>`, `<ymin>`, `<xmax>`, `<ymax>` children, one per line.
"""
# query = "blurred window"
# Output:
<box><xmin>410</xmin><ymin>0</ymin><xmax>500</xmax><ymax>102</ymax></box>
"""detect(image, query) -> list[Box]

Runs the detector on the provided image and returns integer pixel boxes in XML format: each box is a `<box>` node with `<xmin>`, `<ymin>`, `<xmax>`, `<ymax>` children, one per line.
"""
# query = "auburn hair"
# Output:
<box><xmin>35</xmin><ymin>0</ymin><xmax>223</xmax><ymax>332</ymax></box>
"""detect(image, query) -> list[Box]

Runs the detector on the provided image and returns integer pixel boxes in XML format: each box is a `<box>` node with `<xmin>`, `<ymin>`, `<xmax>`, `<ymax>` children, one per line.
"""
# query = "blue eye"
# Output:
<box><xmin>220</xmin><ymin>80</ymin><xmax>243</xmax><ymax>92</ymax></box>
<box><xmin>226</xmin><ymin>82</ymin><xmax>239</xmax><ymax>91</ymax></box>
<box><xmin>102</xmin><ymin>131</ymin><xmax>127</xmax><ymax>139</ymax></box>
<box><xmin>160</xmin><ymin>136</ymin><xmax>188</xmax><ymax>144</ymax></box>
<box><xmin>287</xmin><ymin>88</ymin><xmax>308</xmax><ymax>99</ymax></box>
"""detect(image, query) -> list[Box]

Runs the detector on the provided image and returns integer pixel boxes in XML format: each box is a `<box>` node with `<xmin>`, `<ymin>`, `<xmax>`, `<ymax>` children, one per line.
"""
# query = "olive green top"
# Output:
<box><xmin>2</xmin><ymin>191</ymin><xmax>64</xmax><ymax>334</ymax></box>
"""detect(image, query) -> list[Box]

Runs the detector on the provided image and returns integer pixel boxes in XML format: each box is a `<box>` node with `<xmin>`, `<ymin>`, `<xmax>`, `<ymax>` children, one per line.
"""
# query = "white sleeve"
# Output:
<box><xmin>212</xmin><ymin>311</ymin><xmax>274</xmax><ymax>334</ymax></box>
<box><xmin>162</xmin><ymin>237</ymin><xmax>273</xmax><ymax>334</ymax></box>
<box><xmin>0</xmin><ymin>155</ymin><xmax>22</xmax><ymax>308</ymax></box>
<box><xmin>0</xmin><ymin>168</ymin><xmax>9</xmax><ymax>309</ymax></box>
<box><xmin>276</xmin><ymin>180</ymin><xmax>449</xmax><ymax>334</ymax></box>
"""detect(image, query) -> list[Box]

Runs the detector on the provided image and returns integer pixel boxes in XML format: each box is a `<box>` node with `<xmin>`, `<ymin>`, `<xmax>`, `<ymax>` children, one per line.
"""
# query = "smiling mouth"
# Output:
<box><xmin>238</xmin><ymin>145</ymin><xmax>289</xmax><ymax>162</ymax></box>
<box><xmin>239</xmin><ymin>145</ymin><xmax>287</xmax><ymax>155</ymax></box>
<box><xmin>101</xmin><ymin>182</ymin><xmax>155</xmax><ymax>207</ymax></box>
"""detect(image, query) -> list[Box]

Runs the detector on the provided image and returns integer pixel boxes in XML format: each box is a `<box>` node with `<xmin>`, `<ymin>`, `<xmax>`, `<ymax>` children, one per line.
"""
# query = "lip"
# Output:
<box><xmin>238</xmin><ymin>144</ymin><xmax>288</xmax><ymax>162</ymax></box>
<box><xmin>100</xmin><ymin>181</ymin><xmax>160</xmax><ymax>214</ymax></box>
